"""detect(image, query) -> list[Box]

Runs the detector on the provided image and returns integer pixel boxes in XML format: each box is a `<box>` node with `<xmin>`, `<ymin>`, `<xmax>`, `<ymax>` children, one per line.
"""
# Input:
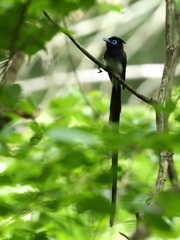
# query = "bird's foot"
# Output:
<box><xmin>97</xmin><ymin>67</ymin><xmax>103</xmax><ymax>73</ymax></box>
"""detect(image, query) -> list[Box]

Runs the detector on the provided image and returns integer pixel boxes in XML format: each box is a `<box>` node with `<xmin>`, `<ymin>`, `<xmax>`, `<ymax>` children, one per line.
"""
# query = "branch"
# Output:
<box><xmin>2</xmin><ymin>52</ymin><xmax>25</xmax><ymax>86</ymax></box>
<box><xmin>155</xmin><ymin>0</ymin><xmax>180</xmax><ymax>191</ymax></box>
<box><xmin>42</xmin><ymin>11</ymin><xmax>154</xmax><ymax>106</ymax></box>
<box><xmin>165</xmin><ymin>48</ymin><xmax>180</xmax><ymax>190</ymax></box>
<box><xmin>166</xmin><ymin>44</ymin><xmax>180</xmax><ymax>102</ymax></box>
<box><xmin>1</xmin><ymin>0</ymin><xmax>31</xmax><ymax>85</ymax></box>
<box><xmin>173</xmin><ymin>0</ymin><xmax>180</xmax><ymax>41</ymax></box>
<box><xmin>63</xmin><ymin>19</ymin><xmax>99</xmax><ymax>119</ymax></box>
<box><xmin>131</xmin><ymin>213</ymin><xmax>150</xmax><ymax>240</ymax></box>
<box><xmin>146</xmin><ymin>151</ymin><xmax>173</xmax><ymax>205</ymax></box>
<box><xmin>131</xmin><ymin>0</ymin><xmax>179</xmax><ymax>239</ymax></box>
<box><xmin>168</xmin><ymin>158</ymin><xmax>180</xmax><ymax>191</ymax></box>
<box><xmin>119</xmin><ymin>232</ymin><xmax>130</xmax><ymax>240</ymax></box>
<box><xmin>0</xmin><ymin>52</ymin><xmax>25</xmax><ymax>119</ymax></box>
<box><xmin>148</xmin><ymin>0</ymin><xmax>174</xmax><ymax>208</ymax></box>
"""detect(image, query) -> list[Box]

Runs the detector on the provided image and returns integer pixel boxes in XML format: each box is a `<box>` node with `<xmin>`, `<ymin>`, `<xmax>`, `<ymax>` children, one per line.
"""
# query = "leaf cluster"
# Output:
<box><xmin>0</xmin><ymin>87</ymin><xmax>180</xmax><ymax>239</ymax></box>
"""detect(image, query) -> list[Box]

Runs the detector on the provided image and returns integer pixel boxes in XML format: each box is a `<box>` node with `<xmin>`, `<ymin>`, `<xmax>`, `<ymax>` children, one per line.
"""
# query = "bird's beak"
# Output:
<box><xmin>103</xmin><ymin>37</ymin><xmax>111</xmax><ymax>43</ymax></box>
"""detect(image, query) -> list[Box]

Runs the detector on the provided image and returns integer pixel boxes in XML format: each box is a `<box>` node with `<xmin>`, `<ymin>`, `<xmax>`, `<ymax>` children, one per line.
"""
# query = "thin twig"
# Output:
<box><xmin>63</xmin><ymin>19</ymin><xmax>99</xmax><ymax>118</ymax></box>
<box><xmin>119</xmin><ymin>232</ymin><xmax>130</xmax><ymax>240</ymax></box>
<box><xmin>42</xmin><ymin>11</ymin><xmax>154</xmax><ymax>106</ymax></box>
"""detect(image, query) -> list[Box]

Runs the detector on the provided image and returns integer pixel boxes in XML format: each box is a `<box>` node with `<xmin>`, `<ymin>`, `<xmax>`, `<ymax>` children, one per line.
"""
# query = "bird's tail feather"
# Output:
<box><xmin>110</xmin><ymin>152</ymin><xmax>118</xmax><ymax>227</ymax></box>
<box><xmin>109</xmin><ymin>84</ymin><xmax>121</xmax><ymax>227</ymax></box>
<box><xmin>109</xmin><ymin>84</ymin><xmax>121</xmax><ymax>123</ymax></box>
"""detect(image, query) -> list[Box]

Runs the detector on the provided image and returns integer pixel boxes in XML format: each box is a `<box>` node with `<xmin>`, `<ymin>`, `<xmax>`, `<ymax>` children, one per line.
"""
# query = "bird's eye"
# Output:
<box><xmin>112</xmin><ymin>40</ymin><xmax>117</xmax><ymax>45</ymax></box>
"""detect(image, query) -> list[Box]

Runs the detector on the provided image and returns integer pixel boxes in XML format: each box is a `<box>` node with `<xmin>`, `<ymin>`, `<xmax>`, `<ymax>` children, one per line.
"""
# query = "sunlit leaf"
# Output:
<box><xmin>33</xmin><ymin>232</ymin><xmax>48</xmax><ymax>240</ymax></box>
<box><xmin>47</xmin><ymin>127</ymin><xmax>99</xmax><ymax>145</ymax></box>
<box><xmin>0</xmin><ymin>84</ymin><xmax>21</xmax><ymax>108</ymax></box>
<box><xmin>98</xmin><ymin>3</ymin><xmax>123</xmax><ymax>12</ymax></box>
<box><xmin>76</xmin><ymin>194</ymin><xmax>110</xmax><ymax>214</ymax></box>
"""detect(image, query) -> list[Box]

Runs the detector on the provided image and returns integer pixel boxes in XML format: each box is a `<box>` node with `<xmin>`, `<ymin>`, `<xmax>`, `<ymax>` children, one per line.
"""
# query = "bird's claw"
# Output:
<box><xmin>97</xmin><ymin>67</ymin><xmax>103</xmax><ymax>73</ymax></box>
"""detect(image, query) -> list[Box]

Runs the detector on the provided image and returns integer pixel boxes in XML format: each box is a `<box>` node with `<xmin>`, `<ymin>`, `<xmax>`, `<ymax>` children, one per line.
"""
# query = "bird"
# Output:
<box><xmin>103</xmin><ymin>36</ymin><xmax>127</xmax><ymax>227</ymax></box>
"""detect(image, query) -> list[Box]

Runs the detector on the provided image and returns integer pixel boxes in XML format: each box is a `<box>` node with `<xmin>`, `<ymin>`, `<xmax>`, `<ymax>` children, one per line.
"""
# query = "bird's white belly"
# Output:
<box><xmin>104</xmin><ymin>58</ymin><xmax>123</xmax><ymax>75</ymax></box>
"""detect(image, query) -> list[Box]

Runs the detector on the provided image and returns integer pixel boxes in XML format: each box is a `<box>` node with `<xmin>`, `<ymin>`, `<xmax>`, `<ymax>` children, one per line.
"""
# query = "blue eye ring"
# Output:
<box><xmin>112</xmin><ymin>40</ymin><xmax>117</xmax><ymax>45</ymax></box>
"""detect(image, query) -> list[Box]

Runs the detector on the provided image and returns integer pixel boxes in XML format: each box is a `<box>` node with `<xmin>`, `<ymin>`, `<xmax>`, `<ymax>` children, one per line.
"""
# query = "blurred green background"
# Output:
<box><xmin>0</xmin><ymin>0</ymin><xmax>180</xmax><ymax>239</ymax></box>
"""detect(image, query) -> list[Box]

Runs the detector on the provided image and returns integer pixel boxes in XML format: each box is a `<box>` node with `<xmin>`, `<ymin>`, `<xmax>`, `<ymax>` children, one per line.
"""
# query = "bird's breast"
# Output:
<box><xmin>104</xmin><ymin>57</ymin><xmax>123</xmax><ymax>75</ymax></box>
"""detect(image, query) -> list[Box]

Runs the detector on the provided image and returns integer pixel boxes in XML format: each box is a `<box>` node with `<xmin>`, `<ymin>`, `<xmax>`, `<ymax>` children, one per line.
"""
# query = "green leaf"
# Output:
<box><xmin>61</xmin><ymin>150</ymin><xmax>91</xmax><ymax>169</ymax></box>
<box><xmin>0</xmin><ymin>84</ymin><xmax>21</xmax><ymax>109</ymax></box>
<box><xmin>42</xmin><ymin>199</ymin><xmax>59</xmax><ymax>212</ymax></box>
<box><xmin>76</xmin><ymin>194</ymin><xmax>110</xmax><ymax>214</ymax></box>
<box><xmin>49</xmin><ymin>94</ymin><xmax>81</xmax><ymax>115</ymax></box>
<box><xmin>0</xmin><ymin>174</ymin><xmax>12</xmax><ymax>186</ymax></box>
<box><xmin>145</xmin><ymin>205</ymin><xmax>179</xmax><ymax>238</ymax></box>
<box><xmin>17</xmin><ymin>97</ymin><xmax>36</xmax><ymax>115</ymax></box>
<box><xmin>80</xmin><ymin>0</ymin><xmax>96</xmax><ymax>10</ymax></box>
<box><xmin>0</xmin><ymin>201</ymin><xmax>14</xmax><ymax>216</ymax></box>
<box><xmin>158</xmin><ymin>191</ymin><xmax>180</xmax><ymax>217</ymax></box>
<box><xmin>18</xmin><ymin>19</ymin><xmax>59</xmax><ymax>56</ymax></box>
<box><xmin>166</xmin><ymin>100</ymin><xmax>176</xmax><ymax>113</ymax></box>
<box><xmin>0</xmin><ymin>2</ymin><xmax>22</xmax><ymax>50</ymax></box>
<box><xmin>94</xmin><ymin>171</ymin><xmax>110</xmax><ymax>185</ymax></box>
<box><xmin>98</xmin><ymin>3</ymin><xmax>123</xmax><ymax>12</ymax></box>
<box><xmin>33</xmin><ymin>232</ymin><xmax>48</xmax><ymax>240</ymax></box>
<box><xmin>47</xmin><ymin>127</ymin><xmax>99</xmax><ymax>146</ymax></box>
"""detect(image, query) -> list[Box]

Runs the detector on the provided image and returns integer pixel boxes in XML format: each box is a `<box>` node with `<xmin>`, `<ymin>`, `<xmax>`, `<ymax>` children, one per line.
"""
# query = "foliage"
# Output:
<box><xmin>0</xmin><ymin>87</ymin><xmax>180</xmax><ymax>239</ymax></box>
<box><xmin>0</xmin><ymin>0</ymin><xmax>121</xmax><ymax>59</ymax></box>
<box><xmin>0</xmin><ymin>0</ymin><xmax>180</xmax><ymax>239</ymax></box>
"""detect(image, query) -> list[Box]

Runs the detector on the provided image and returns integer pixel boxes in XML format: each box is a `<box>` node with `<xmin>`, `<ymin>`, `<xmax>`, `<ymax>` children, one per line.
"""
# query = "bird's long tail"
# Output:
<box><xmin>109</xmin><ymin>84</ymin><xmax>121</xmax><ymax>227</ymax></box>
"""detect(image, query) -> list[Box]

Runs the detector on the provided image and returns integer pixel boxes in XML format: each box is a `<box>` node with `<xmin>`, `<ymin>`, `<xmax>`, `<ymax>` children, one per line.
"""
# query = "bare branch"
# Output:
<box><xmin>131</xmin><ymin>0</ymin><xmax>179</xmax><ymax>239</ymax></box>
<box><xmin>1</xmin><ymin>0</ymin><xmax>31</xmax><ymax>85</ymax></box>
<box><xmin>2</xmin><ymin>52</ymin><xmax>25</xmax><ymax>86</ymax></box>
<box><xmin>63</xmin><ymin>19</ymin><xmax>99</xmax><ymax>118</ymax></box>
<box><xmin>131</xmin><ymin>213</ymin><xmax>150</xmax><ymax>240</ymax></box>
<box><xmin>146</xmin><ymin>151</ymin><xmax>172</xmax><ymax>205</ymax></box>
<box><xmin>168</xmin><ymin>158</ymin><xmax>180</xmax><ymax>191</ymax></box>
<box><xmin>155</xmin><ymin>0</ymin><xmax>180</xmax><ymax>191</ymax></box>
<box><xmin>119</xmin><ymin>232</ymin><xmax>130</xmax><ymax>240</ymax></box>
<box><xmin>149</xmin><ymin>0</ymin><xmax>175</xmax><ymax>206</ymax></box>
<box><xmin>42</xmin><ymin>11</ymin><xmax>154</xmax><ymax>106</ymax></box>
<box><xmin>173</xmin><ymin>0</ymin><xmax>180</xmax><ymax>41</ymax></box>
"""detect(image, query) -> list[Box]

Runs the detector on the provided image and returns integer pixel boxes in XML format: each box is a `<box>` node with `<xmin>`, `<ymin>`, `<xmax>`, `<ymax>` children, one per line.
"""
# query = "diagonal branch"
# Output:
<box><xmin>63</xmin><ymin>19</ymin><xmax>99</xmax><ymax>118</ymax></box>
<box><xmin>43</xmin><ymin>11</ymin><xmax>154</xmax><ymax>106</ymax></box>
<box><xmin>119</xmin><ymin>232</ymin><xmax>130</xmax><ymax>240</ymax></box>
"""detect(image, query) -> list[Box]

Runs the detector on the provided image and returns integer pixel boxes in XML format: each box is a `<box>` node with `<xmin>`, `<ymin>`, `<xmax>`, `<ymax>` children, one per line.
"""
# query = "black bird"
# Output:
<box><xmin>103</xmin><ymin>36</ymin><xmax>127</xmax><ymax>227</ymax></box>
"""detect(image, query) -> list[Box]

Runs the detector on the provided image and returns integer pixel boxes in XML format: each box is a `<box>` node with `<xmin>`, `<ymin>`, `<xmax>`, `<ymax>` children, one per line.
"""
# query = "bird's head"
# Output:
<box><xmin>103</xmin><ymin>36</ymin><xmax>125</xmax><ymax>49</ymax></box>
